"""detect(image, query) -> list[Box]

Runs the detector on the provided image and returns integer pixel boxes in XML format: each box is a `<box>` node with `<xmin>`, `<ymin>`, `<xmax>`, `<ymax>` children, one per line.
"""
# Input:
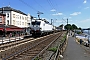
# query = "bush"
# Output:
<box><xmin>48</xmin><ymin>47</ymin><xmax>58</xmax><ymax>52</ymax></box>
<box><xmin>34</xmin><ymin>57</ymin><xmax>41</xmax><ymax>60</ymax></box>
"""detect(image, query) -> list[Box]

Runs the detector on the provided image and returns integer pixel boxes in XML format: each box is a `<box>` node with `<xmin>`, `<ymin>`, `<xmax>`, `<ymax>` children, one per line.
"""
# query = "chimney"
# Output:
<box><xmin>2</xmin><ymin>7</ymin><xmax>4</xmax><ymax>14</ymax></box>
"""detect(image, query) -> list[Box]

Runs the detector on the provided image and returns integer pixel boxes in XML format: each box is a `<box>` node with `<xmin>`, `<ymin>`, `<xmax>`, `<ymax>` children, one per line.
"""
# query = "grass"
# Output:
<box><xmin>34</xmin><ymin>57</ymin><xmax>42</xmax><ymax>60</ymax></box>
<box><xmin>48</xmin><ymin>46</ymin><xmax>58</xmax><ymax>52</ymax></box>
<box><xmin>61</xmin><ymin>34</ymin><xmax>66</xmax><ymax>43</ymax></box>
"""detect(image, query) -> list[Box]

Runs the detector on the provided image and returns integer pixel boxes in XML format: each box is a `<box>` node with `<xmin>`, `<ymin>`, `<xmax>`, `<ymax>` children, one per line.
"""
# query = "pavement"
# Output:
<box><xmin>62</xmin><ymin>32</ymin><xmax>90</xmax><ymax>60</ymax></box>
<box><xmin>0</xmin><ymin>34</ymin><xmax>32</xmax><ymax>44</ymax></box>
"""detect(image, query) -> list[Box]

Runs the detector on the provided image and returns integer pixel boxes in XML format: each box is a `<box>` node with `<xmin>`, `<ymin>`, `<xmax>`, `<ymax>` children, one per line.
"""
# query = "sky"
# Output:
<box><xmin>0</xmin><ymin>0</ymin><xmax>90</xmax><ymax>28</ymax></box>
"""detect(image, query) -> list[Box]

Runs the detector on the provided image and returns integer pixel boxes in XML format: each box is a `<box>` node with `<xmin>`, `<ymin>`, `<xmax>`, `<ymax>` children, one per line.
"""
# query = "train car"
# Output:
<box><xmin>30</xmin><ymin>19</ymin><xmax>53</xmax><ymax>36</ymax></box>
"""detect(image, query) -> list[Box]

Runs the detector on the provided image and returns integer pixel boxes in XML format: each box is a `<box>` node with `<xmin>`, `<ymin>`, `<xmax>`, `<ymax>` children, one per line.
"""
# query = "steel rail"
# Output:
<box><xmin>32</xmin><ymin>32</ymin><xmax>62</xmax><ymax>60</ymax></box>
<box><xmin>2</xmin><ymin>33</ymin><xmax>59</xmax><ymax>60</ymax></box>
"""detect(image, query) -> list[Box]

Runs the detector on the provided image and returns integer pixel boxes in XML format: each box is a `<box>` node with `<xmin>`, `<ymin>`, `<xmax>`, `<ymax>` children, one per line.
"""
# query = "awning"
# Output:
<box><xmin>0</xmin><ymin>28</ymin><xmax>3</xmax><ymax>31</ymax></box>
<box><xmin>0</xmin><ymin>24</ymin><xmax>25</xmax><ymax>32</ymax></box>
<box><xmin>5</xmin><ymin>28</ymin><xmax>24</xmax><ymax>31</ymax></box>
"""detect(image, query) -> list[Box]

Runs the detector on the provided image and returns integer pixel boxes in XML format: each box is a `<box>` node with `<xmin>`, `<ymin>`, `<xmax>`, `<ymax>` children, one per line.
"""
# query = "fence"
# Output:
<box><xmin>54</xmin><ymin>34</ymin><xmax>68</xmax><ymax>60</ymax></box>
<box><xmin>0</xmin><ymin>33</ymin><xmax>24</xmax><ymax>44</ymax></box>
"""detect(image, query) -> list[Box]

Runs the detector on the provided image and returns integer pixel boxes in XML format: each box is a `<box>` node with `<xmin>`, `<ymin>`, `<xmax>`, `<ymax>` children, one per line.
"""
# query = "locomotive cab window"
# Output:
<box><xmin>32</xmin><ymin>21</ymin><xmax>41</xmax><ymax>25</ymax></box>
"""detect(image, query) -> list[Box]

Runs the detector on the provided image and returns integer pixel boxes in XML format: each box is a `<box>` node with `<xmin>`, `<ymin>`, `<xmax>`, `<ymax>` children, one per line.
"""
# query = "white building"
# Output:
<box><xmin>0</xmin><ymin>6</ymin><xmax>31</xmax><ymax>28</ymax></box>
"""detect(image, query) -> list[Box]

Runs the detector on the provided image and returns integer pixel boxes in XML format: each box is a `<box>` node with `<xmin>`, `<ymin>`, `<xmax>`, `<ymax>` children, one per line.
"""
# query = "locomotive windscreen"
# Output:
<box><xmin>32</xmin><ymin>21</ymin><xmax>41</xmax><ymax>25</ymax></box>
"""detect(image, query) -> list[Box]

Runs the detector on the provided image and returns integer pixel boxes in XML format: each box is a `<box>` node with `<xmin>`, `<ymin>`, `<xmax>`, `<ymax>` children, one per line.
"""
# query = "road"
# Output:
<box><xmin>63</xmin><ymin>35</ymin><xmax>90</xmax><ymax>60</ymax></box>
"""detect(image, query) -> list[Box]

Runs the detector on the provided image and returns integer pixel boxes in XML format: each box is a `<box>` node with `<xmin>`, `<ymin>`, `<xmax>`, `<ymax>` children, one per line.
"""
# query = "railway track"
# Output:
<box><xmin>5</xmin><ymin>33</ymin><xmax>62</xmax><ymax>60</ymax></box>
<box><xmin>1</xmin><ymin>32</ymin><xmax>62</xmax><ymax>60</ymax></box>
<box><xmin>0</xmin><ymin>38</ymin><xmax>34</xmax><ymax>51</ymax></box>
<box><xmin>0</xmin><ymin>32</ymin><xmax>59</xmax><ymax>60</ymax></box>
<box><xmin>0</xmin><ymin>34</ymin><xmax>50</xmax><ymax>51</ymax></box>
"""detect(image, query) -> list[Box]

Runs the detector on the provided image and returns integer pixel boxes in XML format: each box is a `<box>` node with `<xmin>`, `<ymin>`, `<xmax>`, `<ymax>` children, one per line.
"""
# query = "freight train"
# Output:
<box><xmin>30</xmin><ymin>19</ymin><xmax>54</xmax><ymax>36</ymax></box>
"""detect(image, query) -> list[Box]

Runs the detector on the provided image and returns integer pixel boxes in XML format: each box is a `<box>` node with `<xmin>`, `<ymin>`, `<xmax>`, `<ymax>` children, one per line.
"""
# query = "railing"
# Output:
<box><xmin>0</xmin><ymin>34</ymin><xmax>25</xmax><ymax>44</ymax></box>
<box><xmin>54</xmin><ymin>34</ymin><xmax>68</xmax><ymax>60</ymax></box>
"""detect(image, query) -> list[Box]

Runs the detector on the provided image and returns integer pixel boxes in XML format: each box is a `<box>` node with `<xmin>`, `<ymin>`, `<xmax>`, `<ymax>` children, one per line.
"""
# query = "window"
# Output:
<box><xmin>7</xmin><ymin>13</ymin><xmax>9</xmax><ymax>18</ymax></box>
<box><xmin>16</xmin><ymin>15</ymin><xmax>18</xmax><ymax>19</ymax></box>
<box><xmin>13</xmin><ymin>20</ymin><xmax>15</xmax><ymax>25</ymax></box>
<box><xmin>18</xmin><ymin>15</ymin><xmax>19</xmax><ymax>19</ymax></box>
<box><xmin>20</xmin><ymin>16</ymin><xmax>21</xmax><ymax>19</ymax></box>
<box><xmin>22</xmin><ymin>22</ymin><xmax>24</xmax><ymax>25</ymax></box>
<box><xmin>7</xmin><ymin>20</ymin><xmax>9</xmax><ymax>25</ymax></box>
<box><xmin>0</xmin><ymin>17</ymin><xmax>2</xmax><ymax>22</ymax></box>
<box><xmin>13</xmin><ymin>14</ymin><xmax>15</xmax><ymax>18</ymax></box>
<box><xmin>31</xmin><ymin>21</ymin><xmax>41</xmax><ymax>25</ymax></box>
<box><xmin>22</xmin><ymin>16</ymin><xmax>24</xmax><ymax>20</ymax></box>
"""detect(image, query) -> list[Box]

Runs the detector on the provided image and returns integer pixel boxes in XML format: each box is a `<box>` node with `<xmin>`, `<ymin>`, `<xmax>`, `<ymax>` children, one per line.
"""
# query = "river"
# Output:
<box><xmin>83</xmin><ymin>30</ymin><xmax>90</xmax><ymax>40</ymax></box>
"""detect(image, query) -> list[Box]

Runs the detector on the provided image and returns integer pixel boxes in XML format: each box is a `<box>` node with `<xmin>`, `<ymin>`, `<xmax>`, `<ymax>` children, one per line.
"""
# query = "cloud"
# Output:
<box><xmin>84</xmin><ymin>7</ymin><xmax>89</xmax><ymax>9</ymax></box>
<box><xmin>80</xmin><ymin>19</ymin><xmax>90</xmax><ymax>23</ymax></box>
<box><xmin>69</xmin><ymin>17</ymin><xmax>72</xmax><ymax>19</ymax></box>
<box><xmin>52</xmin><ymin>12</ymin><xmax>63</xmax><ymax>16</ymax></box>
<box><xmin>56</xmin><ymin>20</ymin><xmax>63</xmax><ymax>23</ymax></box>
<box><xmin>83</xmin><ymin>0</ymin><xmax>87</xmax><ymax>4</ymax></box>
<box><xmin>70</xmin><ymin>12</ymin><xmax>81</xmax><ymax>16</ymax></box>
<box><xmin>50</xmin><ymin>9</ymin><xmax>56</xmax><ymax>12</ymax></box>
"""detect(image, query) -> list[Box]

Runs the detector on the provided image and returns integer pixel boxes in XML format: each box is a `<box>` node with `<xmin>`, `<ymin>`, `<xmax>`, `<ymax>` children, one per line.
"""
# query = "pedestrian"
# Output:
<box><xmin>80</xmin><ymin>39</ymin><xmax>83</xmax><ymax>44</ymax></box>
<box><xmin>10</xmin><ymin>33</ymin><xmax>12</xmax><ymax>37</ymax></box>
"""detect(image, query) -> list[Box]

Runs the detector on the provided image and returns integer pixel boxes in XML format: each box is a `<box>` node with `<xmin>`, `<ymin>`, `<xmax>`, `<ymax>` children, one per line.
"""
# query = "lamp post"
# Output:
<box><xmin>88</xmin><ymin>28</ymin><xmax>90</xmax><ymax>43</ymax></box>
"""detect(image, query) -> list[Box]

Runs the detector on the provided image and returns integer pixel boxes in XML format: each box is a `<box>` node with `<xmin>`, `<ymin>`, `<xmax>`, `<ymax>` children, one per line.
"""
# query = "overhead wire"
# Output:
<box><xmin>47</xmin><ymin>0</ymin><xmax>59</xmax><ymax>20</ymax></box>
<box><xmin>19</xmin><ymin>0</ymin><xmax>51</xmax><ymax>19</ymax></box>
<box><xmin>19</xmin><ymin>0</ymin><xmax>38</xmax><ymax>12</ymax></box>
<box><xmin>33</xmin><ymin>0</ymin><xmax>51</xmax><ymax>19</ymax></box>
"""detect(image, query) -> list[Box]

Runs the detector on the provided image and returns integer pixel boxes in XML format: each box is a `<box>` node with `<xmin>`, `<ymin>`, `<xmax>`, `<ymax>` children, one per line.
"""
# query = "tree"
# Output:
<box><xmin>59</xmin><ymin>24</ymin><xmax>63</xmax><ymax>27</ymax></box>
<box><xmin>78</xmin><ymin>27</ymin><xmax>82</xmax><ymax>30</ymax></box>
<box><xmin>64</xmin><ymin>24</ymin><xmax>72</xmax><ymax>30</ymax></box>
<box><xmin>72</xmin><ymin>24</ymin><xmax>78</xmax><ymax>30</ymax></box>
<box><xmin>64</xmin><ymin>24</ymin><xmax>78</xmax><ymax>30</ymax></box>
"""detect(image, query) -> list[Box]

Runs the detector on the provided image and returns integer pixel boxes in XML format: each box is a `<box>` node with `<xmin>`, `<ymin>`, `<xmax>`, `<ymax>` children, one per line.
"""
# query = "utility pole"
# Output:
<box><xmin>67</xmin><ymin>18</ymin><xmax>68</xmax><ymax>34</ymax></box>
<box><xmin>37</xmin><ymin>11</ymin><xmax>43</xmax><ymax>19</ymax></box>
<box><xmin>67</xmin><ymin>18</ymin><xmax>68</xmax><ymax>25</ymax></box>
<box><xmin>51</xmin><ymin>19</ymin><xmax>53</xmax><ymax>25</ymax></box>
<box><xmin>88</xmin><ymin>28</ymin><xmax>90</xmax><ymax>43</ymax></box>
<box><xmin>62</xmin><ymin>18</ymin><xmax>68</xmax><ymax>33</ymax></box>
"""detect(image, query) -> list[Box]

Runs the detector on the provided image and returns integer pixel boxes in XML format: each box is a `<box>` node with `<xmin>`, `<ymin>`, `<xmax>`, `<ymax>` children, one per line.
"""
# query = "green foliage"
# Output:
<box><xmin>64</xmin><ymin>24</ymin><xmax>78</xmax><ymax>30</ymax></box>
<box><xmin>78</xmin><ymin>27</ymin><xmax>82</xmax><ymax>30</ymax></box>
<box><xmin>48</xmin><ymin>47</ymin><xmax>58</xmax><ymax>52</ymax></box>
<box><xmin>61</xmin><ymin>34</ymin><xmax>67</xmax><ymax>43</ymax></box>
<box><xmin>72</xmin><ymin>24</ymin><xmax>78</xmax><ymax>30</ymax></box>
<box><xmin>64</xmin><ymin>24</ymin><xmax>72</xmax><ymax>30</ymax></box>
<box><xmin>34</xmin><ymin>57</ymin><xmax>41</xmax><ymax>60</ymax></box>
<box><xmin>77</xmin><ymin>31</ymin><xmax>81</xmax><ymax>34</ymax></box>
<box><xmin>59</xmin><ymin>24</ymin><xmax>63</xmax><ymax>27</ymax></box>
